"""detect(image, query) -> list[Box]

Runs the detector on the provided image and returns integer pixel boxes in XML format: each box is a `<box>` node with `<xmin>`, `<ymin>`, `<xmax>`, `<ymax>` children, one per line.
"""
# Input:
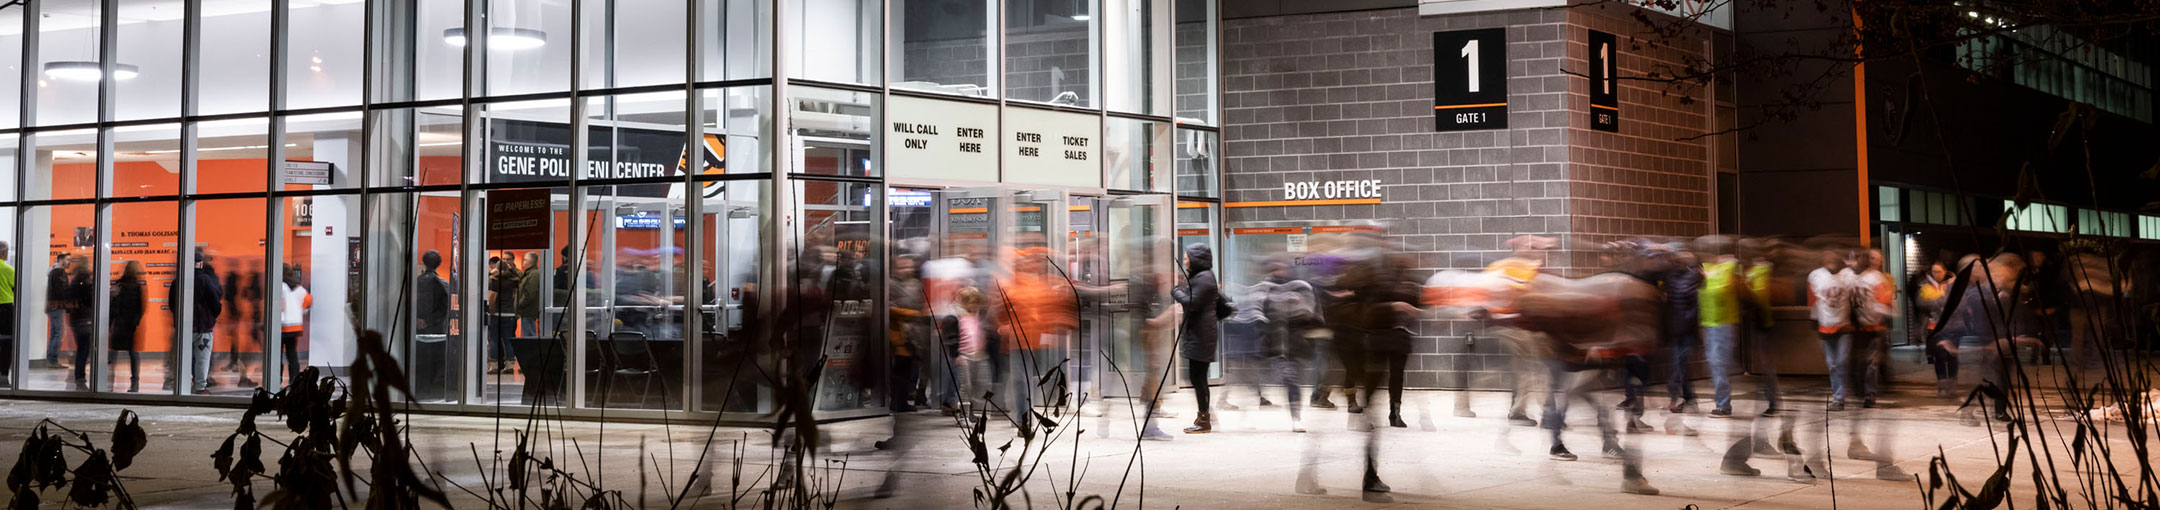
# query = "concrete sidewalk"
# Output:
<box><xmin>0</xmin><ymin>361</ymin><xmax>2147</xmax><ymax>509</ymax></box>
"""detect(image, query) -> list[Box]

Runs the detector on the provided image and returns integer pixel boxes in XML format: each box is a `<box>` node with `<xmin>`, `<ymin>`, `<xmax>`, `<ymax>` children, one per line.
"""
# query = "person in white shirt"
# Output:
<box><xmin>1806</xmin><ymin>251</ymin><xmax>1856</xmax><ymax>410</ymax></box>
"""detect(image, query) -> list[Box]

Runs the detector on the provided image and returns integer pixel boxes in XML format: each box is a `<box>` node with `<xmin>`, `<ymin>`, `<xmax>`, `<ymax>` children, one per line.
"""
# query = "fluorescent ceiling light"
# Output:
<box><xmin>43</xmin><ymin>61</ymin><xmax>140</xmax><ymax>82</ymax></box>
<box><xmin>1070</xmin><ymin>13</ymin><xmax>1090</xmax><ymax>20</ymax></box>
<box><xmin>443</xmin><ymin>27</ymin><xmax>548</xmax><ymax>50</ymax></box>
<box><xmin>141</xmin><ymin>143</ymin><xmax>297</xmax><ymax>154</ymax></box>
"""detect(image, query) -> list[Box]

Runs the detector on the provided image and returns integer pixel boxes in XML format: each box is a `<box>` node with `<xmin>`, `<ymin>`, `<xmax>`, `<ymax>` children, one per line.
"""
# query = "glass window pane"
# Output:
<box><xmin>472</xmin><ymin>185</ymin><xmax>570</xmax><ymax>406</ymax></box>
<box><xmin>277</xmin><ymin>195</ymin><xmax>360</xmax><ymax>389</ymax></box>
<box><xmin>1105</xmin><ymin>0</ymin><xmax>1167</xmax><ymax>115</ymax></box>
<box><xmin>583</xmin><ymin>182</ymin><xmax>688</xmax><ymax>410</ymax></box>
<box><xmin>21</xmin><ymin>204</ymin><xmax>95</xmax><ymax>392</ymax></box>
<box><xmin>361</xmin><ymin>191</ymin><xmax>465</xmax><ymax>402</ymax></box>
<box><xmin>0</xmin><ymin>136</ymin><xmax>18</xmax><ymax>201</ymax></box>
<box><xmin>1173</xmin><ymin>0</ymin><xmax>1214</xmax><ymax>125</ymax></box>
<box><xmin>488</xmin><ymin>0</ymin><xmax>572</xmax><ymax>96</ymax></box>
<box><xmin>195</xmin><ymin>118</ymin><xmax>271</xmax><ymax>194</ymax></box>
<box><xmin>114</xmin><ymin>0</ymin><xmax>182</xmax><ymax>121</ymax></box>
<box><xmin>790</xmin><ymin>87</ymin><xmax>877</xmax><ymax>177</ymax></box>
<box><xmin>1174</xmin><ymin>127</ymin><xmax>1215</xmax><ymax>198</ymax></box>
<box><xmin>586</xmin><ymin>0</ymin><xmax>687</xmax><ymax>89</ymax></box>
<box><xmin>693</xmin><ymin>178</ymin><xmax>766</xmax><ymax>413</ymax></box>
<box><xmin>1006</xmin><ymin>0</ymin><xmax>1095</xmax><ymax>106</ymax></box>
<box><xmin>705</xmin><ymin>86</ymin><xmax>772</xmax><ymax>175</ymax></box>
<box><xmin>893</xmin><ymin>0</ymin><xmax>995</xmax><ymax>97</ymax></box>
<box><xmin>795</xmin><ymin>179</ymin><xmax>882</xmax><ymax>412</ymax></box>
<box><xmin>192</xmin><ymin>198</ymin><xmax>269</xmax><ymax>396</ymax></box>
<box><xmin>111</xmin><ymin>123</ymin><xmax>180</xmax><ymax>197</ymax></box>
<box><xmin>702</xmin><ymin>0</ymin><xmax>771</xmax><ymax>81</ymax></box>
<box><xmin>1106</xmin><ymin>117</ymin><xmax>1168</xmax><ymax>192</ymax></box>
<box><xmin>586</xmin><ymin>92</ymin><xmax>689</xmax><ymax>180</ymax></box>
<box><xmin>376</xmin><ymin>0</ymin><xmax>466</xmax><ymax>102</ymax></box>
<box><xmin>793</xmin><ymin>0</ymin><xmax>877</xmax><ymax>85</ymax></box>
<box><xmin>480</xmin><ymin>100</ymin><xmax>573</xmax><ymax>185</ymax></box>
<box><xmin>283</xmin><ymin>112</ymin><xmax>363</xmax><ymax>191</ymax></box>
<box><xmin>0</xmin><ymin>11</ymin><xmax>21</xmax><ymax>129</ymax></box>
<box><xmin>200</xmin><ymin>0</ymin><xmax>269</xmax><ymax>116</ymax></box>
<box><xmin>370</xmin><ymin>106</ymin><xmax>466</xmax><ymax>188</ymax></box>
<box><xmin>28</xmin><ymin>129</ymin><xmax>97</xmax><ymax>201</ymax></box>
<box><xmin>106</xmin><ymin>201</ymin><xmax>178</xmax><ymax>393</ymax></box>
<box><xmin>287</xmin><ymin>0</ymin><xmax>366</xmax><ymax>110</ymax></box>
<box><xmin>34</xmin><ymin>0</ymin><xmax>101</xmax><ymax>126</ymax></box>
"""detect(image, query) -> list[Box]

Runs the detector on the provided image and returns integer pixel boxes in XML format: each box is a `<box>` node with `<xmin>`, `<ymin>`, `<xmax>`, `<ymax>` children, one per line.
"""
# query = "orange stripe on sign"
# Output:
<box><xmin>1177</xmin><ymin>228</ymin><xmax>1209</xmax><ymax>236</ymax></box>
<box><xmin>1232</xmin><ymin>227</ymin><xmax>1305</xmax><ymax>235</ymax></box>
<box><xmin>1176</xmin><ymin>202</ymin><xmax>1211</xmax><ymax>209</ymax></box>
<box><xmin>1014</xmin><ymin>206</ymin><xmax>1042</xmax><ymax>212</ymax></box>
<box><xmin>948</xmin><ymin>207</ymin><xmax>989</xmax><ymax>214</ymax></box>
<box><xmin>1591</xmin><ymin>104</ymin><xmax>1619</xmax><ymax>111</ymax></box>
<box><xmin>1434</xmin><ymin>102</ymin><xmax>1507</xmax><ymax>110</ymax></box>
<box><xmin>1312</xmin><ymin>225</ymin><xmax>1382</xmax><ymax>233</ymax></box>
<box><xmin>1223</xmin><ymin>198</ymin><xmax>1381</xmax><ymax>208</ymax></box>
<box><xmin>949</xmin><ymin>232</ymin><xmax>989</xmax><ymax>239</ymax></box>
<box><xmin>1068</xmin><ymin>205</ymin><xmax>1092</xmax><ymax>211</ymax></box>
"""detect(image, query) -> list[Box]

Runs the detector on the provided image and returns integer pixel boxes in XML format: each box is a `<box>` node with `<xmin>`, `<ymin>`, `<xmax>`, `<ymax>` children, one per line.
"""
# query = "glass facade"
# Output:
<box><xmin>0</xmin><ymin>0</ymin><xmax>1218</xmax><ymax>420</ymax></box>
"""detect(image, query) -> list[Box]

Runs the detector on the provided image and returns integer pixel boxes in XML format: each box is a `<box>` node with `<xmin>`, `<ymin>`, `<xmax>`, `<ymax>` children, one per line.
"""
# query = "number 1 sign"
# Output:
<box><xmin>1588</xmin><ymin>30</ymin><xmax>1620</xmax><ymax>132</ymax></box>
<box><xmin>1432</xmin><ymin>28</ymin><xmax>1508</xmax><ymax>132</ymax></box>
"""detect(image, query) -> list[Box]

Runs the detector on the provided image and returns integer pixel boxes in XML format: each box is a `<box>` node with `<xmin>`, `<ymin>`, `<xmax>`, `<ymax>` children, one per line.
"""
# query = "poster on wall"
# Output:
<box><xmin>485</xmin><ymin>188</ymin><xmax>552</xmax><ymax>250</ymax></box>
<box><xmin>282</xmin><ymin>160</ymin><xmax>336</xmax><ymax>186</ymax></box>
<box><xmin>485</xmin><ymin>119</ymin><xmax>725</xmax><ymax>196</ymax></box>
<box><xmin>1588</xmin><ymin>30</ymin><xmax>1620</xmax><ymax>132</ymax></box>
<box><xmin>1432</xmin><ymin>28</ymin><xmax>1508</xmax><ymax>132</ymax></box>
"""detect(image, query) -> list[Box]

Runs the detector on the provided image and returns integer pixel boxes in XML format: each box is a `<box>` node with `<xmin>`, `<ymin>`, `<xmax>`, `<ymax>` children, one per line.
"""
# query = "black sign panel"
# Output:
<box><xmin>485</xmin><ymin>119</ymin><xmax>725</xmax><ymax>197</ymax></box>
<box><xmin>1588</xmin><ymin>30</ymin><xmax>1620</xmax><ymax>132</ymax></box>
<box><xmin>1432</xmin><ymin>28</ymin><xmax>1508</xmax><ymax>132</ymax></box>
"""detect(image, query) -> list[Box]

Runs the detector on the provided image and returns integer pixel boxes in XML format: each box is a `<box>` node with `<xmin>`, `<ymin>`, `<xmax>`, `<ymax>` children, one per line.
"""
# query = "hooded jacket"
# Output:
<box><xmin>1174</xmin><ymin>243</ymin><xmax>1223</xmax><ymax>361</ymax></box>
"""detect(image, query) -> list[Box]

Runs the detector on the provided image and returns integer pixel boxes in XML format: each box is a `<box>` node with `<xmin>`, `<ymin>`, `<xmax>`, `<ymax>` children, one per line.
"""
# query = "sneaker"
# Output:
<box><xmin>1826</xmin><ymin>402</ymin><xmax>1846</xmax><ymax>412</ymax></box>
<box><xmin>1140</xmin><ymin>426</ymin><xmax>1174</xmax><ymax>441</ymax></box>
<box><xmin>1722</xmin><ymin>463</ymin><xmax>1762</xmax><ymax>477</ymax></box>
<box><xmin>1309</xmin><ymin>399</ymin><xmax>1336</xmax><ymax>410</ymax></box>
<box><xmin>1709</xmin><ymin>408</ymin><xmax>1733</xmax><ymax>418</ymax></box>
<box><xmin>1760</xmin><ymin>407</ymin><xmax>1780</xmax><ymax>418</ymax></box>
<box><xmin>1217</xmin><ymin>401</ymin><xmax>1242</xmax><ymax>411</ymax></box>
<box><xmin>1507</xmin><ymin>413</ymin><xmax>1538</xmax><ymax>427</ymax></box>
<box><xmin>42</xmin><ymin>361</ymin><xmax>67</xmax><ymax>370</ymax></box>
<box><xmin>1258</xmin><ymin>398</ymin><xmax>1275</xmax><ymax>407</ymax></box>
<box><xmin>1667</xmin><ymin>400</ymin><xmax>1690</xmax><ymax>413</ymax></box>
<box><xmin>1346</xmin><ymin>404</ymin><xmax>1365</xmax><ymax>414</ymax></box>
<box><xmin>1621</xmin><ymin>477</ymin><xmax>1660</xmax><ymax>495</ymax></box>
<box><xmin>1549</xmin><ymin>445</ymin><xmax>1578</xmax><ymax>461</ymax></box>
<box><xmin>1602</xmin><ymin>444</ymin><xmax>1627</xmax><ymax>459</ymax></box>
<box><xmin>1862</xmin><ymin>399</ymin><xmax>1877</xmax><ymax>409</ymax></box>
<box><xmin>1874</xmin><ymin>465</ymin><xmax>1911</xmax><ymax>481</ymax></box>
<box><xmin>1847</xmin><ymin>443</ymin><xmax>1877</xmax><ymax>461</ymax></box>
<box><xmin>1625</xmin><ymin>418</ymin><xmax>1654</xmax><ymax>434</ymax></box>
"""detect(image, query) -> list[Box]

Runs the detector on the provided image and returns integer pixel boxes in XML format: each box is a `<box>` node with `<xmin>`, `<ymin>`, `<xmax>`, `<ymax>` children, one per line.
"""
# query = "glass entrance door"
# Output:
<box><xmin>1088</xmin><ymin>194</ymin><xmax>1172</xmax><ymax>399</ymax></box>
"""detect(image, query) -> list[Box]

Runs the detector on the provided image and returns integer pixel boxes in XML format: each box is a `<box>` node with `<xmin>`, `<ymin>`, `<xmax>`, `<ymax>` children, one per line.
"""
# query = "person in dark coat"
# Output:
<box><xmin>110</xmin><ymin>260</ymin><xmax>147</xmax><ymax>392</ymax></box>
<box><xmin>1174</xmin><ymin>243</ymin><xmax>1224</xmax><ymax>434</ymax></box>
<box><xmin>188</xmin><ymin>251</ymin><xmax>225</xmax><ymax>394</ymax></box>
<box><xmin>65</xmin><ymin>256</ymin><xmax>94</xmax><ymax>389</ymax></box>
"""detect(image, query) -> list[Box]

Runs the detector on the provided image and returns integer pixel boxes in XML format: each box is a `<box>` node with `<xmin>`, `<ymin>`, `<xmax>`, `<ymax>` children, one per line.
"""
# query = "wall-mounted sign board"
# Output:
<box><xmin>1588</xmin><ymin>30</ymin><xmax>1620</xmax><ymax>132</ymax></box>
<box><xmin>1433</xmin><ymin>28</ymin><xmax>1508</xmax><ymax>132</ymax></box>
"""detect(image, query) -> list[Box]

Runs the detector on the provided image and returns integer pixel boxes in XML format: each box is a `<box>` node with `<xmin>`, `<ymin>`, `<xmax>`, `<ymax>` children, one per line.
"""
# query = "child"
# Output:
<box><xmin>946</xmin><ymin>287</ymin><xmax>998</xmax><ymax>414</ymax></box>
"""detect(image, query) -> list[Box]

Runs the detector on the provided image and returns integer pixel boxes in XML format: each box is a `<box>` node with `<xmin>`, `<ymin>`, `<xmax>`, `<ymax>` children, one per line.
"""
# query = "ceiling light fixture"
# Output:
<box><xmin>43</xmin><ymin>61</ymin><xmax>140</xmax><ymax>82</ymax></box>
<box><xmin>443</xmin><ymin>27</ymin><xmax>548</xmax><ymax>50</ymax></box>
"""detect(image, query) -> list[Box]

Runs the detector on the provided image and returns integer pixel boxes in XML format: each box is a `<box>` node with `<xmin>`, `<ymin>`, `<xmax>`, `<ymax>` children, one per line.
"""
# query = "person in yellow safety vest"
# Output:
<box><xmin>1695</xmin><ymin>237</ymin><xmax>1745</xmax><ymax>419</ymax></box>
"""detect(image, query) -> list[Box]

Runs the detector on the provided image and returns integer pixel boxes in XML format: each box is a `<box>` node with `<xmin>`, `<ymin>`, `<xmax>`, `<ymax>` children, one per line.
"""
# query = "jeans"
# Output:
<box><xmin>192</xmin><ymin>332</ymin><xmax>214</xmax><ymax>392</ymax></box>
<box><xmin>1853</xmin><ymin>330</ymin><xmax>1885</xmax><ymax>401</ymax></box>
<box><xmin>1748</xmin><ymin>323</ymin><xmax>1781</xmax><ymax>411</ymax></box>
<box><xmin>1704</xmin><ymin>325</ymin><xmax>1738</xmax><ymax>412</ymax></box>
<box><xmin>1819</xmin><ymin>331</ymin><xmax>1852</xmax><ymax>404</ymax></box>
<box><xmin>1667</xmin><ymin>330</ymin><xmax>1698</xmax><ymax>404</ymax></box>
<box><xmin>1006</xmin><ymin>348</ymin><xmax>1047</xmax><ymax>426</ymax></box>
<box><xmin>518</xmin><ymin>316</ymin><xmax>537</xmax><ymax>339</ymax></box>
<box><xmin>487</xmin><ymin>315</ymin><xmax>519</xmax><ymax>363</ymax></box>
<box><xmin>46</xmin><ymin>309</ymin><xmax>66</xmax><ymax>363</ymax></box>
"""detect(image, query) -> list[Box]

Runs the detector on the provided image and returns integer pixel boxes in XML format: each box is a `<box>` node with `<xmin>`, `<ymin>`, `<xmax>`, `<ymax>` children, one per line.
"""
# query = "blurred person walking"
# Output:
<box><xmin>188</xmin><ymin>250</ymin><xmax>225</xmax><ymax>394</ymax></box>
<box><xmin>65</xmin><ymin>256</ymin><xmax>94</xmax><ymax>389</ymax></box>
<box><xmin>278</xmin><ymin>264</ymin><xmax>312</xmax><ymax>386</ymax></box>
<box><xmin>1850</xmin><ymin>250</ymin><xmax>1896</xmax><ymax>408</ymax></box>
<box><xmin>43</xmin><ymin>254</ymin><xmax>71</xmax><ymax>370</ymax></box>
<box><xmin>1808</xmin><ymin>251</ymin><xmax>1857</xmax><ymax>411</ymax></box>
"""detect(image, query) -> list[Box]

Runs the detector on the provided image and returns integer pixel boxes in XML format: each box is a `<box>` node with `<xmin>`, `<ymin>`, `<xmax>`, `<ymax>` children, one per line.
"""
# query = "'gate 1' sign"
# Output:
<box><xmin>1432</xmin><ymin>28</ymin><xmax>1508</xmax><ymax>131</ymax></box>
<box><xmin>1588</xmin><ymin>30</ymin><xmax>1620</xmax><ymax>132</ymax></box>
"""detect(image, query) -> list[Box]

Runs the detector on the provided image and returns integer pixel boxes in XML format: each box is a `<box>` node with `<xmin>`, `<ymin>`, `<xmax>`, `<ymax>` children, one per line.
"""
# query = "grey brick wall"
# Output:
<box><xmin>1221</xmin><ymin>6</ymin><xmax>1712</xmax><ymax>390</ymax></box>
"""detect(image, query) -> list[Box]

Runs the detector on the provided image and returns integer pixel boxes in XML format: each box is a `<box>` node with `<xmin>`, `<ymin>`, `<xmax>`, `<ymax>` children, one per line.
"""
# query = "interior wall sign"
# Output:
<box><xmin>1588</xmin><ymin>30</ymin><xmax>1620</xmax><ymax>132</ymax></box>
<box><xmin>1432</xmin><ymin>28</ymin><xmax>1508</xmax><ymax>131</ymax></box>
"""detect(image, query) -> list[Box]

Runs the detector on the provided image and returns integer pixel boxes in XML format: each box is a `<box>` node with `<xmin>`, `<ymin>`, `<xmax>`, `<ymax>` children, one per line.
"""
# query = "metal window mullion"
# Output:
<box><xmin>763</xmin><ymin>0</ymin><xmax>792</xmax><ymax>410</ymax></box>
<box><xmin>680</xmin><ymin>0</ymin><xmax>705</xmax><ymax>411</ymax></box>
<box><xmin>10</xmin><ymin>1</ymin><xmax>29</xmax><ymax>391</ymax></box>
<box><xmin>566</xmin><ymin>0</ymin><xmax>590</xmax><ymax>411</ymax></box>
<box><xmin>174</xmin><ymin>0</ymin><xmax>203</xmax><ymax>396</ymax></box>
<box><xmin>263</xmin><ymin>0</ymin><xmax>294</xmax><ymax>392</ymax></box>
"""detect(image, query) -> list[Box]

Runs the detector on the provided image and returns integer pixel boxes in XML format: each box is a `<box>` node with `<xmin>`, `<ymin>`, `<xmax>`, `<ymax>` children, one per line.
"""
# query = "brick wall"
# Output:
<box><xmin>1221</xmin><ymin>6</ymin><xmax>1712</xmax><ymax>389</ymax></box>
